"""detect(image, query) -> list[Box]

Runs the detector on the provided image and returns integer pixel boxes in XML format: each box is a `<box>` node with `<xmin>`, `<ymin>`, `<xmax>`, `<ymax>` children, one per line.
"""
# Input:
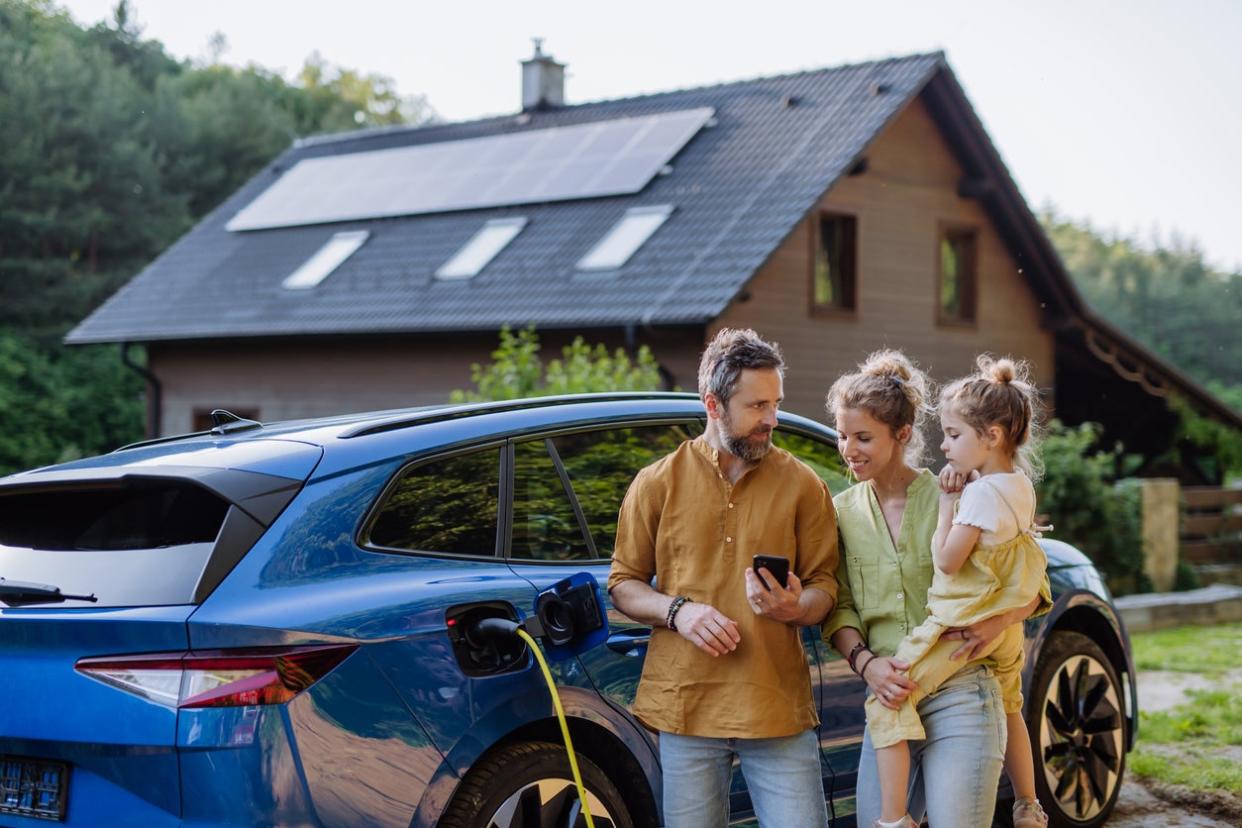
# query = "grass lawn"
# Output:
<box><xmin>1130</xmin><ymin>623</ymin><xmax>1242</xmax><ymax>796</ymax></box>
<box><xmin>1131</xmin><ymin>622</ymin><xmax>1242</xmax><ymax>675</ymax></box>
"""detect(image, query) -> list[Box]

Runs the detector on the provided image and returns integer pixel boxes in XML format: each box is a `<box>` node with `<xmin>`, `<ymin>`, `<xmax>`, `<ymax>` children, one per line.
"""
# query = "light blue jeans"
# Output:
<box><xmin>659</xmin><ymin>729</ymin><xmax>828</xmax><ymax>828</ymax></box>
<box><xmin>855</xmin><ymin>664</ymin><xmax>1008</xmax><ymax>827</ymax></box>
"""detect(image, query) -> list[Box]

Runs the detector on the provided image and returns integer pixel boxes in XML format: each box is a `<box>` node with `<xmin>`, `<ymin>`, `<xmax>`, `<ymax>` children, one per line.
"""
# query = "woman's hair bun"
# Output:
<box><xmin>861</xmin><ymin>349</ymin><xmax>915</xmax><ymax>382</ymax></box>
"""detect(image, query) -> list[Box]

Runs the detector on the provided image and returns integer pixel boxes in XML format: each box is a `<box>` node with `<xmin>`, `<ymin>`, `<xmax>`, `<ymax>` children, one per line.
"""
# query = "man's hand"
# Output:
<box><xmin>744</xmin><ymin>567</ymin><xmax>804</xmax><ymax>624</ymax></box>
<box><xmin>674</xmin><ymin>602</ymin><xmax>741</xmax><ymax>656</ymax></box>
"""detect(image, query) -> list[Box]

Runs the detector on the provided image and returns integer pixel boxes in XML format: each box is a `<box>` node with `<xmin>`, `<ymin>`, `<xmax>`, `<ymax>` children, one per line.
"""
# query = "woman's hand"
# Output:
<box><xmin>944</xmin><ymin>612</ymin><xmax>1009</xmax><ymax>660</ymax></box>
<box><xmin>862</xmin><ymin>655</ymin><xmax>917</xmax><ymax>710</ymax></box>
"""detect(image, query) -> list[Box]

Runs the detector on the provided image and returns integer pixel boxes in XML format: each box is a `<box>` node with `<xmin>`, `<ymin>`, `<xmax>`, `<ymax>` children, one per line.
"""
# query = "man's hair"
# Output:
<box><xmin>697</xmin><ymin>328</ymin><xmax>785</xmax><ymax>407</ymax></box>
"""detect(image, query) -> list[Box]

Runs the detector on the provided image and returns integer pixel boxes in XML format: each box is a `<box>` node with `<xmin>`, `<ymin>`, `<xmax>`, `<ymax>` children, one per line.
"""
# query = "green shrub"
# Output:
<box><xmin>451</xmin><ymin>325</ymin><xmax>664</xmax><ymax>403</ymax></box>
<box><xmin>1037</xmin><ymin>421</ymin><xmax>1148</xmax><ymax>594</ymax></box>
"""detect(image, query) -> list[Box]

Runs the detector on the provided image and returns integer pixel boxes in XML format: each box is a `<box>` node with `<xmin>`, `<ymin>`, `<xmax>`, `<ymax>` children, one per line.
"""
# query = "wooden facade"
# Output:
<box><xmin>716</xmin><ymin>98</ymin><xmax>1054</xmax><ymax>420</ymax></box>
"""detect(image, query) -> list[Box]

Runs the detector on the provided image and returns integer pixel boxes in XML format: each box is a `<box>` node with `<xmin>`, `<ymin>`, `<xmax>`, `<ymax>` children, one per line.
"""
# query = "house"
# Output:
<box><xmin>67</xmin><ymin>48</ymin><xmax>1240</xmax><ymax>477</ymax></box>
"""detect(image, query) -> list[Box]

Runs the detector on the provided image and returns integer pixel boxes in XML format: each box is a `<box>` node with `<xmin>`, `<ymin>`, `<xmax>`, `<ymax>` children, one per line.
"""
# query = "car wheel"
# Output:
<box><xmin>1028</xmin><ymin>630</ymin><xmax>1126</xmax><ymax>827</ymax></box>
<box><xmin>439</xmin><ymin>740</ymin><xmax>635</xmax><ymax>828</ymax></box>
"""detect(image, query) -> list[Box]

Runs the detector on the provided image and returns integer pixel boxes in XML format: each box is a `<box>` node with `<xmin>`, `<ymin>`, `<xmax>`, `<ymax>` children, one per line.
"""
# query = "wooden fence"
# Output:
<box><xmin>1181</xmin><ymin>486</ymin><xmax>1242</xmax><ymax>582</ymax></box>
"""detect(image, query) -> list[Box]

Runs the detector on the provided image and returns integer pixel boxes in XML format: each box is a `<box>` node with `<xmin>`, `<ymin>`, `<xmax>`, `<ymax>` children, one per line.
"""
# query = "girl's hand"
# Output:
<box><xmin>938</xmin><ymin>466</ymin><xmax>979</xmax><ymax>495</ymax></box>
<box><xmin>862</xmin><ymin>656</ymin><xmax>917</xmax><ymax>710</ymax></box>
<box><xmin>945</xmin><ymin>613</ymin><xmax>1008</xmax><ymax>660</ymax></box>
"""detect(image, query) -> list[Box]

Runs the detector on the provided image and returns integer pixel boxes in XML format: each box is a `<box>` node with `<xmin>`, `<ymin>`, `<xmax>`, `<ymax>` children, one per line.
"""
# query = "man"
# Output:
<box><xmin>608</xmin><ymin>328</ymin><xmax>838</xmax><ymax>827</ymax></box>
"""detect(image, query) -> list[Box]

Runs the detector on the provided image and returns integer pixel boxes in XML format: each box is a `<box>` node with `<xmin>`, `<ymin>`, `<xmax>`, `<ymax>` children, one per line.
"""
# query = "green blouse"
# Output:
<box><xmin>823</xmin><ymin>469</ymin><xmax>941</xmax><ymax>656</ymax></box>
<box><xmin>823</xmin><ymin>469</ymin><xmax>1051</xmax><ymax>657</ymax></box>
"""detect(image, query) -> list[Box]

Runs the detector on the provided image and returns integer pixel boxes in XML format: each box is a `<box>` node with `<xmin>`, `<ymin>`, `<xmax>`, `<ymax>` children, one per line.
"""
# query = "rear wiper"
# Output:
<box><xmin>0</xmin><ymin>578</ymin><xmax>98</xmax><ymax>606</ymax></box>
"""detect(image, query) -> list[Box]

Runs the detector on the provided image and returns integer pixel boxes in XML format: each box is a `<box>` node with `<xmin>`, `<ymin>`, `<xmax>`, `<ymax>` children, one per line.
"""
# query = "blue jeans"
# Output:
<box><xmin>659</xmin><ymin>729</ymin><xmax>828</xmax><ymax>828</ymax></box>
<box><xmin>856</xmin><ymin>664</ymin><xmax>1007</xmax><ymax>827</ymax></box>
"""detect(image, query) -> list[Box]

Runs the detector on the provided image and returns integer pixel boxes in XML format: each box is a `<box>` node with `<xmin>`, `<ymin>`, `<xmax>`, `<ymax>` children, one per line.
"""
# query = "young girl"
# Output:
<box><xmin>869</xmin><ymin>355</ymin><xmax>1049</xmax><ymax>828</ymax></box>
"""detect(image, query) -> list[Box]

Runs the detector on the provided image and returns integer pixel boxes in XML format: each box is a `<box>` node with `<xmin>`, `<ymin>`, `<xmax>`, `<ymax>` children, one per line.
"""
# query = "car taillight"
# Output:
<box><xmin>75</xmin><ymin>645</ymin><xmax>357</xmax><ymax>708</ymax></box>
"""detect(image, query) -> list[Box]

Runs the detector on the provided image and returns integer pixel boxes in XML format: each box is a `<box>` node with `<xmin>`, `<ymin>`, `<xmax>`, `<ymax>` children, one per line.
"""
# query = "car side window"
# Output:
<box><xmin>511</xmin><ymin>440</ymin><xmax>593</xmax><ymax>562</ymax></box>
<box><xmin>366</xmin><ymin>448</ymin><xmax>500</xmax><ymax>557</ymax></box>
<box><xmin>552</xmin><ymin>422</ymin><xmax>702</xmax><ymax>559</ymax></box>
<box><xmin>772</xmin><ymin>429</ymin><xmax>853</xmax><ymax>495</ymax></box>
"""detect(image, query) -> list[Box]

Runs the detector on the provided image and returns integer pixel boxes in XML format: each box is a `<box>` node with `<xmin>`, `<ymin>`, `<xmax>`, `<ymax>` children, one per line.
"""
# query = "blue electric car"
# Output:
<box><xmin>0</xmin><ymin>393</ymin><xmax>1134</xmax><ymax>827</ymax></box>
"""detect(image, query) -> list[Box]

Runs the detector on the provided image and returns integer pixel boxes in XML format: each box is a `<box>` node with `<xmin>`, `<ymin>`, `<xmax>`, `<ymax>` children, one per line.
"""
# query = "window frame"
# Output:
<box><xmin>936</xmin><ymin>221</ymin><xmax>979</xmax><ymax>328</ymax></box>
<box><xmin>808</xmin><ymin>211</ymin><xmax>859</xmax><ymax>317</ymax></box>
<box><xmin>502</xmin><ymin>417</ymin><xmax>705</xmax><ymax>566</ymax></box>
<box><xmin>357</xmin><ymin>441</ymin><xmax>507</xmax><ymax>561</ymax></box>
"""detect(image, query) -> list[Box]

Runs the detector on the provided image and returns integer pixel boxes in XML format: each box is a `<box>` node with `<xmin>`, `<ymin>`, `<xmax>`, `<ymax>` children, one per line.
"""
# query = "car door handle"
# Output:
<box><xmin>606</xmin><ymin>628</ymin><xmax>651</xmax><ymax>654</ymax></box>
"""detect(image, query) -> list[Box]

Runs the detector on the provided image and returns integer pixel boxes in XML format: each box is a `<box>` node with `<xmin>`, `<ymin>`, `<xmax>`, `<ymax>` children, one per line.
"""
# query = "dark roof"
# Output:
<box><xmin>66</xmin><ymin>51</ymin><xmax>1239</xmax><ymax>429</ymax></box>
<box><xmin>67</xmin><ymin>53</ymin><xmax>944</xmax><ymax>343</ymax></box>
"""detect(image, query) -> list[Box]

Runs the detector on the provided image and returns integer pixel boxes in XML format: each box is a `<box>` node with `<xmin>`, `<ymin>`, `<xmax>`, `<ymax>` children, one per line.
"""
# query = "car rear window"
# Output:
<box><xmin>0</xmin><ymin>481</ymin><xmax>227</xmax><ymax>551</ymax></box>
<box><xmin>0</xmin><ymin>480</ymin><xmax>231</xmax><ymax>608</ymax></box>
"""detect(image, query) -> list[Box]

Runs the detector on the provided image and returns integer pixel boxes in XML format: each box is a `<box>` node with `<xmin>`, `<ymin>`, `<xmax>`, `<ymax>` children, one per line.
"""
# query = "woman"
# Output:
<box><xmin>822</xmin><ymin>350</ymin><xmax>1047</xmax><ymax>827</ymax></box>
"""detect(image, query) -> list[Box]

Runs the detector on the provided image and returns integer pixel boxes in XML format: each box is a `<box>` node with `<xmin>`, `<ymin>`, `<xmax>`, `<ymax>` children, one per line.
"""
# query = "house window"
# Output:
<box><xmin>811</xmin><ymin>214</ymin><xmax>857</xmax><ymax>313</ymax></box>
<box><xmin>435</xmin><ymin>217</ymin><xmax>527</xmax><ymax>280</ymax></box>
<box><xmin>938</xmin><ymin>226</ymin><xmax>977</xmax><ymax>324</ymax></box>
<box><xmin>281</xmin><ymin>230</ymin><xmax>369</xmax><ymax>290</ymax></box>
<box><xmin>576</xmin><ymin>205</ymin><xmax>674</xmax><ymax>271</ymax></box>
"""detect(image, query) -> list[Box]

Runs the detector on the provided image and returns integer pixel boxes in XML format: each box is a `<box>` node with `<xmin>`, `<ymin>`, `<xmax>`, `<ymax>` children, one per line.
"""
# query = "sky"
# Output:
<box><xmin>60</xmin><ymin>0</ymin><xmax>1242</xmax><ymax>273</ymax></box>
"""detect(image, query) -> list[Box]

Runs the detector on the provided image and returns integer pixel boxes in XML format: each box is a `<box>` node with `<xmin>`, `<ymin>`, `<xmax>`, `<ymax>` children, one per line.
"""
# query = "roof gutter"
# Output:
<box><xmin>121</xmin><ymin>342</ymin><xmax>162</xmax><ymax>439</ymax></box>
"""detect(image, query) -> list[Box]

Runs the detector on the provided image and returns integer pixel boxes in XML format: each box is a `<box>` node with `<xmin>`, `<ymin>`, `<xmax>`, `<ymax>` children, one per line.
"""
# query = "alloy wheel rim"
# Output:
<box><xmin>488</xmin><ymin>778</ymin><xmax>614</xmax><ymax>828</ymax></box>
<box><xmin>1039</xmin><ymin>653</ymin><xmax>1124</xmax><ymax>822</ymax></box>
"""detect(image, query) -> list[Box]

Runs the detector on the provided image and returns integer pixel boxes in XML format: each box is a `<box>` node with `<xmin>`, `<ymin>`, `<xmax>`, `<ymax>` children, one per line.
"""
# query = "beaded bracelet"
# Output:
<box><xmin>666</xmin><ymin>596</ymin><xmax>690</xmax><ymax>631</ymax></box>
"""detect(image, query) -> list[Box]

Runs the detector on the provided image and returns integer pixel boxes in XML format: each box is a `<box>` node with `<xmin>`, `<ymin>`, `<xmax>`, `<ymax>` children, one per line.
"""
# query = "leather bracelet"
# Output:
<box><xmin>666</xmin><ymin>596</ymin><xmax>690</xmax><ymax>631</ymax></box>
<box><xmin>858</xmin><ymin>652</ymin><xmax>880</xmax><ymax>680</ymax></box>
<box><xmin>847</xmin><ymin>642</ymin><xmax>870</xmax><ymax>674</ymax></box>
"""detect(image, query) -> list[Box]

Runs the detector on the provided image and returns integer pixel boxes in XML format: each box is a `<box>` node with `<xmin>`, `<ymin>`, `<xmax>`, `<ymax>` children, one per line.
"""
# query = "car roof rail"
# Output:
<box><xmin>339</xmin><ymin>392</ymin><xmax>701</xmax><ymax>439</ymax></box>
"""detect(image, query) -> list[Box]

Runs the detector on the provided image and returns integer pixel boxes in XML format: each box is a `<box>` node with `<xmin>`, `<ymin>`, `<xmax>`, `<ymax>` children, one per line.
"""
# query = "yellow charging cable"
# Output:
<box><xmin>515</xmin><ymin>627</ymin><xmax>596</xmax><ymax>828</ymax></box>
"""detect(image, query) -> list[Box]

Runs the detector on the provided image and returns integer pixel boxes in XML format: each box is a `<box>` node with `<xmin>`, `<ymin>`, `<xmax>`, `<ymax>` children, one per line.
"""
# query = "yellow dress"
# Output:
<box><xmin>866</xmin><ymin>475</ymin><xmax>1049</xmax><ymax>749</ymax></box>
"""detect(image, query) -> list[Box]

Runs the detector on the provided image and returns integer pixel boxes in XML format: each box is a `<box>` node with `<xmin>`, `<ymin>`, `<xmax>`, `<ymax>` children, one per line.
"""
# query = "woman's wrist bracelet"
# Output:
<box><xmin>847</xmin><ymin>642</ymin><xmax>870</xmax><ymax>673</ymax></box>
<box><xmin>666</xmin><ymin>596</ymin><xmax>690</xmax><ymax>631</ymax></box>
<box><xmin>858</xmin><ymin>653</ymin><xmax>880</xmax><ymax>680</ymax></box>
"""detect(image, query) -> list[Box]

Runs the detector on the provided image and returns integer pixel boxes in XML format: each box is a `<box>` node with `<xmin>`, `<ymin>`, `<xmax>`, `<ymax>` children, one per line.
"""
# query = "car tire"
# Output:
<box><xmin>439</xmin><ymin>740</ymin><xmax>636</xmax><ymax>828</ymax></box>
<box><xmin>1028</xmin><ymin>630</ymin><xmax>1126</xmax><ymax>827</ymax></box>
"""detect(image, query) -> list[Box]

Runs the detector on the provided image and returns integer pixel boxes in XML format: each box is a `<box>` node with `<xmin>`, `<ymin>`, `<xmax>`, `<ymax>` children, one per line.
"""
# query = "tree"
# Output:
<box><xmin>451</xmin><ymin>326</ymin><xmax>665</xmax><ymax>403</ymax></box>
<box><xmin>0</xmin><ymin>0</ymin><xmax>433</xmax><ymax>467</ymax></box>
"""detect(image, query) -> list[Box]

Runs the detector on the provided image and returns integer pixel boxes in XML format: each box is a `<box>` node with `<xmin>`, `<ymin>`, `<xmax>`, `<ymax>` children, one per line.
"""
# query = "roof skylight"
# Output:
<box><xmin>435</xmin><ymin>218</ymin><xmax>528</xmax><ymax>280</ymax></box>
<box><xmin>281</xmin><ymin>230</ymin><xmax>370</xmax><ymax>290</ymax></box>
<box><xmin>576</xmin><ymin>205</ymin><xmax>674</xmax><ymax>271</ymax></box>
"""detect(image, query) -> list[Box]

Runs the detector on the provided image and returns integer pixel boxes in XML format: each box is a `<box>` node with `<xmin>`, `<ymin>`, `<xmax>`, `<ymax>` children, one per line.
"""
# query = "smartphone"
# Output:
<box><xmin>751</xmin><ymin>554</ymin><xmax>790</xmax><ymax>591</ymax></box>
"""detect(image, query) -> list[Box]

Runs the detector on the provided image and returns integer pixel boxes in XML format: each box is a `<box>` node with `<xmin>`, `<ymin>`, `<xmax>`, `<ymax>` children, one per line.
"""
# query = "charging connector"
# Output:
<box><xmin>465</xmin><ymin>615</ymin><xmax>597</xmax><ymax>828</ymax></box>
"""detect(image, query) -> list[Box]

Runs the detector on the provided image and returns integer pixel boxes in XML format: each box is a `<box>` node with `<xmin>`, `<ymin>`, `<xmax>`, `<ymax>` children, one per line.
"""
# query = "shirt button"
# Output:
<box><xmin>728</xmin><ymin>502</ymin><xmax>734</xmax><ymax>509</ymax></box>
<box><xmin>897</xmin><ymin>592</ymin><xmax>904</xmax><ymax>600</ymax></box>
<box><xmin>726</xmin><ymin>537</ymin><xmax>733</xmax><ymax>543</ymax></box>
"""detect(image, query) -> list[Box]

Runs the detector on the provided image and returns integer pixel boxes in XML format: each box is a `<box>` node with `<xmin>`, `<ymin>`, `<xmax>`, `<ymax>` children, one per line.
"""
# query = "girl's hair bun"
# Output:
<box><xmin>978</xmin><ymin>354</ymin><xmax>1024</xmax><ymax>385</ymax></box>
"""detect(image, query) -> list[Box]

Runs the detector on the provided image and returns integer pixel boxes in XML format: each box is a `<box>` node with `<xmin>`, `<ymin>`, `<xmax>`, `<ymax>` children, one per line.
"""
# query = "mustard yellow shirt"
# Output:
<box><xmin>608</xmin><ymin>436</ymin><xmax>839</xmax><ymax>738</ymax></box>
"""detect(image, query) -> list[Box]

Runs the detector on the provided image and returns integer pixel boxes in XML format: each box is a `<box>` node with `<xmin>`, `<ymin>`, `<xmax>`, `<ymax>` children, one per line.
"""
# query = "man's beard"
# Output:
<box><xmin>721</xmin><ymin>410</ymin><xmax>773</xmax><ymax>463</ymax></box>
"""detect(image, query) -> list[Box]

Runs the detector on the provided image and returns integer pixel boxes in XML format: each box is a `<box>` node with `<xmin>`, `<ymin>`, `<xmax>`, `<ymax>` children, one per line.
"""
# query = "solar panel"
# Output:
<box><xmin>226</xmin><ymin>108</ymin><xmax>714</xmax><ymax>231</ymax></box>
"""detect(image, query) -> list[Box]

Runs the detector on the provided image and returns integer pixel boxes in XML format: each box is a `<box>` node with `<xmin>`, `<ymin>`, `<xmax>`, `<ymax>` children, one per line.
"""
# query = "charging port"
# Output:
<box><xmin>445</xmin><ymin>602</ymin><xmax>529</xmax><ymax>677</ymax></box>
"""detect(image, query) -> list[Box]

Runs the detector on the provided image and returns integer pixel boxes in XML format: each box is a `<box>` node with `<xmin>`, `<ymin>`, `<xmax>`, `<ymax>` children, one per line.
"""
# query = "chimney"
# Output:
<box><xmin>521</xmin><ymin>38</ymin><xmax>565</xmax><ymax>110</ymax></box>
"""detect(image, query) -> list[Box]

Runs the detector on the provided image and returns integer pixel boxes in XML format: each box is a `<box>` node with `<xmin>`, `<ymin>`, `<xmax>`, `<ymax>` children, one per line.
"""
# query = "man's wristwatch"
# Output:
<box><xmin>666</xmin><ymin>595</ymin><xmax>690</xmax><ymax>631</ymax></box>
